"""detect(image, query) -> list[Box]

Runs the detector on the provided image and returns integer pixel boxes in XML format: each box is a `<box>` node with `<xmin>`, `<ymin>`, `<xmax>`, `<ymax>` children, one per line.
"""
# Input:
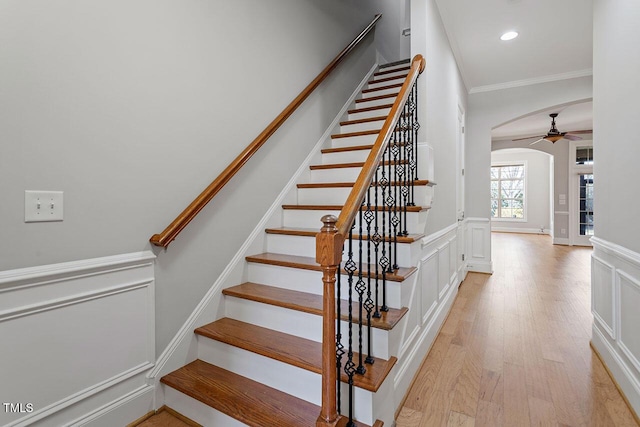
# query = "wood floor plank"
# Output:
<box><xmin>395</xmin><ymin>234</ymin><xmax>639</xmax><ymax>427</ymax></box>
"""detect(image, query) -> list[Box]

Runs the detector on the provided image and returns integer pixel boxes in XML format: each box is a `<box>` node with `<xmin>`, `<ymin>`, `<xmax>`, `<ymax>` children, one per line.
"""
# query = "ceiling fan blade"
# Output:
<box><xmin>563</xmin><ymin>134</ymin><xmax>583</xmax><ymax>141</ymax></box>
<box><xmin>513</xmin><ymin>134</ymin><xmax>545</xmax><ymax>142</ymax></box>
<box><xmin>565</xmin><ymin>129</ymin><xmax>593</xmax><ymax>134</ymax></box>
<box><xmin>529</xmin><ymin>138</ymin><xmax>545</xmax><ymax>146</ymax></box>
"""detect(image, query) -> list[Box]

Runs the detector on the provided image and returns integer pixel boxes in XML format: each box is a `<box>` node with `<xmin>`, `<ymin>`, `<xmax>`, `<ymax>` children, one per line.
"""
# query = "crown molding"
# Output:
<box><xmin>469</xmin><ymin>69</ymin><xmax>593</xmax><ymax>94</ymax></box>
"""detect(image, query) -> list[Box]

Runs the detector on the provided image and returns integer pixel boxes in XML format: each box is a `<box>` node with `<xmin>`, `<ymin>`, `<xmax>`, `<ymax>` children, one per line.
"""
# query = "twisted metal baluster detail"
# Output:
<box><xmin>372</xmin><ymin>166</ymin><xmax>381</xmax><ymax>319</ymax></box>
<box><xmin>355</xmin><ymin>200</ymin><xmax>366</xmax><ymax>375</ymax></box>
<box><xmin>363</xmin><ymin>186</ymin><xmax>375</xmax><ymax>365</ymax></box>
<box><xmin>344</xmin><ymin>227</ymin><xmax>357</xmax><ymax>427</ymax></box>
<box><xmin>336</xmin><ymin>264</ymin><xmax>344</xmax><ymax>414</ymax></box>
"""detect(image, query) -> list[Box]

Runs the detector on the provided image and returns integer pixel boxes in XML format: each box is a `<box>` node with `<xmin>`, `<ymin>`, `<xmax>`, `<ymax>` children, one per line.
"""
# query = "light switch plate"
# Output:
<box><xmin>25</xmin><ymin>191</ymin><xmax>64</xmax><ymax>222</ymax></box>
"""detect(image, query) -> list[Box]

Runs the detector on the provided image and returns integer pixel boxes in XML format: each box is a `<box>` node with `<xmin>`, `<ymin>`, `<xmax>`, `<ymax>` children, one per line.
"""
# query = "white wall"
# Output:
<box><xmin>490</xmin><ymin>149</ymin><xmax>551</xmax><ymax>234</ymax></box>
<box><xmin>411</xmin><ymin>0</ymin><xmax>468</xmax><ymax>236</ymax></box>
<box><xmin>591</xmin><ymin>0</ymin><xmax>640</xmax><ymax>416</ymax></box>
<box><xmin>0</xmin><ymin>0</ymin><xmax>383</xmax><ymax>355</ymax></box>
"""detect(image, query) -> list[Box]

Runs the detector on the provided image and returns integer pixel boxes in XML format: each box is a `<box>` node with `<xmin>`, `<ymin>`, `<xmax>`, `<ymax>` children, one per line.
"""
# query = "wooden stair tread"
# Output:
<box><xmin>348</xmin><ymin>103</ymin><xmax>394</xmax><ymax>115</ymax></box>
<box><xmin>297</xmin><ymin>180</ymin><xmax>432</xmax><ymax>189</ymax></box>
<box><xmin>161</xmin><ymin>360</ymin><xmax>377</xmax><ymax>427</ymax></box>
<box><xmin>310</xmin><ymin>159</ymin><xmax>407</xmax><ymax>170</ymax></box>
<box><xmin>374</xmin><ymin>66</ymin><xmax>409</xmax><ymax>76</ymax></box>
<box><xmin>265</xmin><ymin>226</ymin><xmax>425</xmax><ymax>243</ymax></box>
<box><xmin>355</xmin><ymin>93</ymin><xmax>398</xmax><ymax>103</ymax></box>
<box><xmin>331</xmin><ymin>129</ymin><xmax>380</xmax><ymax>139</ymax></box>
<box><xmin>362</xmin><ymin>82</ymin><xmax>404</xmax><ymax>94</ymax></box>
<box><xmin>340</xmin><ymin>116</ymin><xmax>387</xmax><ymax>126</ymax></box>
<box><xmin>195</xmin><ymin>318</ymin><xmax>397</xmax><ymax>392</ymax></box>
<box><xmin>368</xmin><ymin>75</ymin><xmax>407</xmax><ymax>86</ymax></box>
<box><xmin>281</xmin><ymin>204</ymin><xmax>430</xmax><ymax>213</ymax></box>
<box><xmin>223</xmin><ymin>282</ymin><xmax>409</xmax><ymax>331</ymax></box>
<box><xmin>322</xmin><ymin>144</ymin><xmax>374</xmax><ymax>154</ymax></box>
<box><xmin>245</xmin><ymin>252</ymin><xmax>417</xmax><ymax>282</ymax></box>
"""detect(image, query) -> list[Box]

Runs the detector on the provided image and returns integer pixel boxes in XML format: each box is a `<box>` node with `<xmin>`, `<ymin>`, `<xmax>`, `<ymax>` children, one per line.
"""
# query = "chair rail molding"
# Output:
<box><xmin>0</xmin><ymin>251</ymin><xmax>156</xmax><ymax>427</ymax></box>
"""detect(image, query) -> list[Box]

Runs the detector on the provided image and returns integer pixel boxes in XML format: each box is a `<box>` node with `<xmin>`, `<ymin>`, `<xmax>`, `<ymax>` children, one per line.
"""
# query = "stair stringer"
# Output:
<box><xmin>146</xmin><ymin>62</ymin><xmax>379</xmax><ymax>407</ymax></box>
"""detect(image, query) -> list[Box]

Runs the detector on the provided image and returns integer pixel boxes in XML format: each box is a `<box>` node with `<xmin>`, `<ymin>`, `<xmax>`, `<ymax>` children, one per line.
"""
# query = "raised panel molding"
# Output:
<box><xmin>591</xmin><ymin>237</ymin><xmax>640</xmax><ymax>417</ymax></box>
<box><xmin>465</xmin><ymin>218</ymin><xmax>493</xmax><ymax>274</ymax></box>
<box><xmin>617</xmin><ymin>270</ymin><xmax>640</xmax><ymax>374</ymax></box>
<box><xmin>591</xmin><ymin>255</ymin><xmax>615</xmax><ymax>339</ymax></box>
<box><xmin>0</xmin><ymin>252</ymin><xmax>155</xmax><ymax>427</ymax></box>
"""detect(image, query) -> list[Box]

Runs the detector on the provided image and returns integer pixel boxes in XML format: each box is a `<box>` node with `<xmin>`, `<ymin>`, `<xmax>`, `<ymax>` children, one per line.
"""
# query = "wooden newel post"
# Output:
<box><xmin>316</xmin><ymin>215</ymin><xmax>344</xmax><ymax>427</ymax></box>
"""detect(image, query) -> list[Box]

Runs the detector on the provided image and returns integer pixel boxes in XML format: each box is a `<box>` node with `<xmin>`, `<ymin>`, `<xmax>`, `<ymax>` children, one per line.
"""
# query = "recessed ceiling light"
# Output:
<box><xmin>500</xmin><ymin>31</ymin><xmax>519</xmax><ymax>41</ymax></box>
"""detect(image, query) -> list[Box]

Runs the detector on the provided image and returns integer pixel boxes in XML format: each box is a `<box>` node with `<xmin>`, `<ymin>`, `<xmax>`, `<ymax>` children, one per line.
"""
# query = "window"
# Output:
<box><xmin>491</xmin><ymin>164</ymin><xmax>525</xmax><ymax>220</ymax></box>
<box><xmin>579</xmin><ymin>174</ymin><xmax>594</xmax><ymax>236</ymax></box>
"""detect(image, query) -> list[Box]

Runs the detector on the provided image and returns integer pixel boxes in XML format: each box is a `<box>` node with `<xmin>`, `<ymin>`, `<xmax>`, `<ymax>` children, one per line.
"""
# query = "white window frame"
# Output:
<box><xmin>490</xmin><ymin>160</ymin><xmax>528</xmax><ymax>222</ymax></box>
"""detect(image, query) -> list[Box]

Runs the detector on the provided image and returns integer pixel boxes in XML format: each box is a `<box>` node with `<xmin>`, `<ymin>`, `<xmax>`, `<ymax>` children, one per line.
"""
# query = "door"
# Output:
<box><xmin>569</xmin><ymin>142</ymin><xmax>594</xmax><ymax>246</ymax></box>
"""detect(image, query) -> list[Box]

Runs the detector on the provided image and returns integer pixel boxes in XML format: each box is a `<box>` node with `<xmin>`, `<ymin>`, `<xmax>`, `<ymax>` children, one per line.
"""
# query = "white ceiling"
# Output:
<box><xmin>434</xmin><ymin>0</ymin><xmax>593</xmax><ymax>93</ymax></box>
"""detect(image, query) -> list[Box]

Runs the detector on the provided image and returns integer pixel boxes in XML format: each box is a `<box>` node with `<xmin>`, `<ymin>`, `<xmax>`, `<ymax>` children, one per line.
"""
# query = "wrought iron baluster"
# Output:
<box><xmin>372</xmin><ymin>166</ymin><xmax>381</xmax><ymax>319</ymax></box>
<box><xmin>344</xmin><ymin>227</ymin><xmax>357</xmax><ymax>427</ymax></box>
<box><xmin>356</xmin><ymin>200</ymin><xmax>366</xmax><ymax>375</ymax></box>
<box><xmin>413</xmin><ymin>81</ymin><xmax>420</xmax><ymax>181</ymax></box>
<box><xmin>336</xmin><ymin>262</ymin><xmax>344</xmax><ymax>414</ymax></box>
<box><xmin>363</xmin><ymin>186</ymin><xmax>375</xmax><ymax>365</ymax></box>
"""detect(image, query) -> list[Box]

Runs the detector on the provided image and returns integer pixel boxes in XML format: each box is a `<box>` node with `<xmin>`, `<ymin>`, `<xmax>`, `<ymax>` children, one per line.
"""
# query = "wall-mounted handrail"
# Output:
<box><xmin>150</xmin><ymin>14</ymin><xmax>382</xmax><ymax>248</ymax></box>
<box><xmin>315</xmin><ymin>54</ymin><xmax>425</xmax><ymax>427</ymax></box>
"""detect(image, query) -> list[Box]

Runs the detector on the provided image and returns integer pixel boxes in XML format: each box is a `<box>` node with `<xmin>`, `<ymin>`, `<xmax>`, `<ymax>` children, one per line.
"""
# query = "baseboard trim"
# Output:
<box><xmin>466</xmin><ymin>260</ymin><xmax>492</xmax><ymax>274</ymax></box>
<box><xmin>491</xmin><ymin>226</ymin><xmax>550</xmax><ymax>235</ymax></box>
<box><xmin>591</xmin><ymin>327</ymin><xmax>640</xmax><ymax>422</ymax></box>
<box><xmin>553</xmin><ymin>237</ymin><xmax>569</xmax><ymax>245</ymax></box>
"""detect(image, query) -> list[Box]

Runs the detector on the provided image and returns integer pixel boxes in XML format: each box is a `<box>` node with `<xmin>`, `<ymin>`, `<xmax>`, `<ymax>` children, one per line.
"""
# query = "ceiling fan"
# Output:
<box><xmin>512</xmin><ymin>113</ymin><xmax>592</xmax><ymax>145</ymax></box>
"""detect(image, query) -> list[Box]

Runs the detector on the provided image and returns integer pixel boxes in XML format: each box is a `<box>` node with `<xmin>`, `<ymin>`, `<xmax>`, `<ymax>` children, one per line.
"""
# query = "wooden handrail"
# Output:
<box><xmin>335</xmin><ymin>54</ymin><xmax>425</xmax><ymax>237</ymax></box>
<box><xmin>150</xmin><ymin>14</ymin><xmax>383</xmax><ymax>248</ymax></box>
<box><xmin>314</xmin><ymin>54</ymin><xmax>425</xmax><ymax>427</ymax></box>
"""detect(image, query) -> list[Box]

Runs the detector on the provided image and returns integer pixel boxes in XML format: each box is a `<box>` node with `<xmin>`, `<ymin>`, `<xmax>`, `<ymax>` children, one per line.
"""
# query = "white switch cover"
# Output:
<box><xmin>25</xmin><ymin>191</ymin><xmax>64</xmax><ymax>222</ymax></box>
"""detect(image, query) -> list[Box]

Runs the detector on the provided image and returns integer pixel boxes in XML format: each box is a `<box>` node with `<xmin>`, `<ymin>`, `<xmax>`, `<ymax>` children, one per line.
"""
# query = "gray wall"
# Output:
<box><xmin>593</xmin><ymin>0</ymin><xmax>640</xmax><ymax>254</ymax></box>
<box><xmin>412</xmin><ymin>0</ymin><xmax>468</xmax><ymax>235</ymax></box>
<box><xmin>0</xmin><ymin>0</ymin><xmax>383</xmax><ymax>354</ymax></box>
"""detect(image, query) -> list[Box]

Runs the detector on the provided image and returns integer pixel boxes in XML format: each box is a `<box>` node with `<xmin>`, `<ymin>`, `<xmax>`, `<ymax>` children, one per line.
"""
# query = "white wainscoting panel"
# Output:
<box><xmin>465</xmin><ymin>218</ymin><xmax>492</xmax><ymax>274</ymax></box>
<box><xmin>420</xmin><ymin>250</ymin><xmax>439</xmax><ymax>325</ymax></box>
<box><xmin>591</xmin><ymin>237</ymin><xmax>640</xmax><ymax>417</ymax></box>
<box><xmin>0</xmin><ymin>252</ymin><xmax>155</xmax><ymax>427</ymax></box>
<box><xmin>437</xmin><ymin>242</ymin><xmax>451</xmax><ymax>300</ymax></box>
<box><xmin>591</xmin><ymin>255</ymin><xmax>615</xmax><ymax>339</ymax></box>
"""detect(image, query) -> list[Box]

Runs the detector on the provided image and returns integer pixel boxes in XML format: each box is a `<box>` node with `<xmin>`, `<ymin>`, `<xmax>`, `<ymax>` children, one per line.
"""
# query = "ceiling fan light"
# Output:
<box><xmin>500</xmin><ymin>31</ymin><xmax>519</xmax><ymax>41</ymax></box>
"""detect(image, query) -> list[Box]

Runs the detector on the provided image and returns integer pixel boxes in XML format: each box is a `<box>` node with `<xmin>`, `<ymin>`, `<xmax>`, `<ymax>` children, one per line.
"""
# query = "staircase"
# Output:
<box><xmin>160</xmin><ymin>59</ymin><xmax>434</xmax><ymax>427</ymax></box>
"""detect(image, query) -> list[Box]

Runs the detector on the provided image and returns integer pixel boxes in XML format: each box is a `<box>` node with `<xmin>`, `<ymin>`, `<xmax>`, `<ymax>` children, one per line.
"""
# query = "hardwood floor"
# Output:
<box><xmin>396</xmin><ymin>232</ymin><xmax>639</xmax><ymax>427</ymax></box>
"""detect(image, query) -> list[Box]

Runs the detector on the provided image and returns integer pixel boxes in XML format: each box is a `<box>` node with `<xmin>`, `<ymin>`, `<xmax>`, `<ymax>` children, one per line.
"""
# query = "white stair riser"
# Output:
<box><xmin>348</xmin><ymin>107</ymin><xmax>392</xmax><ymax>121</ymax></box>
<box><xmin>378</xmin><ymin>62</ymin><xmax>410</xmax><ymax>72</ymax></box>
<box><xmin>310</xmin><ymin>166</ymin><xmax>362</xmax><ymax>183</ymax></box>
<box><xmin>163</xmin><ymin>387</ymin><xmax>246</xmax><ymax>427</ymax></box>
<box><xmin>197</xmin><ymin>338</ymin><xmax>376</xmax><ymax>424</ymax></box>
<box><xmin>374</xmin><ymin>69</ymin><xmax>408</xmax><ymax>79</ymax></box>
<box><xmin>331</xmin><ymin>133</ymin><xmax>378</xmax><ymax>148</ymax></box>
<box><xmin>340</xmin><ymin>120</ymin><xmax>385</xmax><ymax>134</ymax></box>
<box><xmin>283</xmin><ymin>208</ymin><xmax>429</xmax><ymax>235</ymax></box>
<box><xmin>246</xmin><ymin>263</ymin><xmax>403</xmax><ymax>309</ymax></box>
<box><xmin>224</xmin><ymin>297</ymin><xmax>390</xmax><ymax>359</ymax></box>
<box><xmin>266</xmin><ymin>233</ymin><xmax>413</xmax><ymax>265</ymax></box>
<box><xmin>297</xmin><ymin>185</ymin><xmax>433</xmax><ymax>207</ymax></box>
<box><xmin>355</xmin><ymin>96</ymin><xmax>397</xmax><ymax>109</ymax></box>
<box><xmin>368</xmin><ymin>76</ymin><xmax>406</xmax><ymax>90</ymax></box>
<box><xmin>362</xmin><ymin>88</ymin><xmax>400</xmax><ymax>98</ymax></box>
<box><xmin>322</xmin><ymin>149</ymin><xmax>371</xmax><ymax>164</ymax></box>
<box><xmin>198</xmin><ymin>337</ymin><xmax>321</xmax><ymax>405</ymax></box>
